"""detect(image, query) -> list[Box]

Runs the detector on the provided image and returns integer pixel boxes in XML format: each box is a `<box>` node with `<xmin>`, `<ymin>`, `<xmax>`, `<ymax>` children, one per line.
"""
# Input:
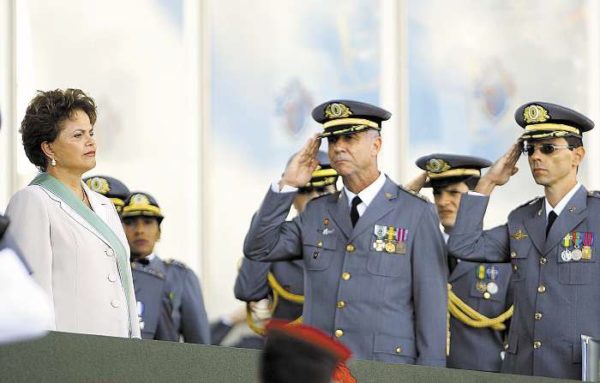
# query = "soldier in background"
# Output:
<box><xmin>84</xmin><ymin>175</ymin><xmax>130</xmax><ymax>214</ymax></box>
<box><xmin>408</xmin><ymin>153</ymin><xmax>513</xmax><ymax>371</ymax></box>
<box><xmin>122</xmin><ymin>191</ymin><xmax>210</xmax><ymax>344</ymax></box>
<box><xmin>235</xmin><ymin>151</ymin><xmax>338</xmax><ymax>337</ymax></box>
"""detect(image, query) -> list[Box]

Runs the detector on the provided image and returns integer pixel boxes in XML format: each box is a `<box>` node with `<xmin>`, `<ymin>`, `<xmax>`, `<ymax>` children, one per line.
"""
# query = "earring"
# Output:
<box><xmin>51</xmin><ymin>158</ymin><xmax>57</xmax><ymax>167</ymax></box>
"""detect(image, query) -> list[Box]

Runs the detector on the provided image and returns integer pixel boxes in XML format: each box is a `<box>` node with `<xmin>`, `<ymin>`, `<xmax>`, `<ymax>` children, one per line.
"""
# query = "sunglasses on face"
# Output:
<box><xmin>522</xmin><ymin>143</ymin><xmax>575</xmax><ymax>156</ymax></box>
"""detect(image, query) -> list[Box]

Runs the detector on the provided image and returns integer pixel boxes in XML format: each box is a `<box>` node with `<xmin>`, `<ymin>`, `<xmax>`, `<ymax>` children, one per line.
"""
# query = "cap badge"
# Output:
<box><xmin>131</xmin><ymin>194</ymin><xmax>150</xmax><ymax>207</ymax></box>
<box><xmin>325</xmin><ymin>103</ymin><xmax>352</xmax><ymax>119</ymax></box>
<box><xmin>425</xmin><ymin>158</ymin><xmax>451</xmax><ymax>173</ymax></box>
<box><xmin>523</xmin><ymin>105</ymin><xmax>550</xmax><ymax>123</ymax></box>
<box><xmin>87</xmin><ymin>177</ymin><xmax>110</xmax><ymax>194</ymax></box>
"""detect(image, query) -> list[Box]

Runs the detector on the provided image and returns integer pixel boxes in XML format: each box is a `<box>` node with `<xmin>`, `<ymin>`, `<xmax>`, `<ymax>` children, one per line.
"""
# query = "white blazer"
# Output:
<box><xmin>5</xmin><ymin>182</ymin><xmax>141</xmax><ymax>338</ymax></box>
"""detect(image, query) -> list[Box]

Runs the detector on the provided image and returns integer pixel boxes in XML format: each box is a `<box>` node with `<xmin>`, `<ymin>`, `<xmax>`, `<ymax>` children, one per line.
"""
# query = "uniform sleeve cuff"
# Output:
<box><xmin>271</xmin><ymin>181</ymin><xmax>298</xmax><ymax>193</ymax></box>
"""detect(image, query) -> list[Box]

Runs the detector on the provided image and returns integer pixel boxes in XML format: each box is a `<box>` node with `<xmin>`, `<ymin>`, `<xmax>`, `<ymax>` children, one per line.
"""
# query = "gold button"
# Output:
<box><xmin>395</xmin><ymin>347</ymin><xmax>402</xmax><ymax>354</ymax></box>
<box><xmin>317</xmin><ymin>241</ymin><xmax>323</xmax><ymax>247</ymax></box>
<box><xmin>337</xmin><ymin>301</ymin><xmax>346</xmax><ymax>309</ymax></box>
<box><xmin>335</xmin><ymin>329</ymin><xmax>344</xmax><ymax>338</ymax></box>
<box><xmin>534</xmin><ymin>312</ymin><xmax>543</xmax><ymax>320</ymax></box>
<box><xmin>511</xmin><ymin>251</ymin><xmax>517</xmax><ymax>258</ymax></box>
<box><xmin>540</xmin><ymin>257</ymin><xmax>547</xmax><ymax>265</ymax></box>
<box><xmin>346</xmin><ymin>244</ymin><xmax>355</xmax><ymax>252</ymax></box>
<box><xmin>538</xmin><ymin>285</ymin><xmax>546</xmax><ymax>293</ymax></box>
<box><xmin>342</xmin><ymin>272</ymin><xmax>351</xmax><ymax>281</ymax></box>
<box><xmin>533</xmin><ymin>341</ymin><xmax>542</xmax><ymax>349</ymax></box>
<box><xmin>483</xmin><ymin>292</ymin><xmax>491</xmax><ymax>299</ymax></box>
<box><xmin>504</xmin><ymin>343</ymin><xmax>509</xmax><ymax>350</ymax></box>
<box><xmin>324</xmin><ymin>218</ymin><xmax>330</xmax><ymax>225</ymax></box>
<box><xmin>512</xmin><ymin>264</ymin><xmax>518</xmax><ymax>272</ymax></box>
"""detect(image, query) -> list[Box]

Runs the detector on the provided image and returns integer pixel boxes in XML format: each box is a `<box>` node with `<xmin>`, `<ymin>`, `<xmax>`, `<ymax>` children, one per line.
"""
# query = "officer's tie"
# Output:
<box><xmin>350</xmin><ymin>196</ymin><xmax>362</xmax><ymax>227</ymax></box>
<box><xmin>546</xmin><ymin>210</ymin><xmax>558</xmax><ymax>237</ymax></box>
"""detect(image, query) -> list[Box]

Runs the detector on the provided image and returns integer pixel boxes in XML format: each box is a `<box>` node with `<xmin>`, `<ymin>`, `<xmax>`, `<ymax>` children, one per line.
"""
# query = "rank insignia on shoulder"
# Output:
<box><xmin>511</xmin><ymin>229</ymin><xmax>528</xmax><ymax>240</ymax></box>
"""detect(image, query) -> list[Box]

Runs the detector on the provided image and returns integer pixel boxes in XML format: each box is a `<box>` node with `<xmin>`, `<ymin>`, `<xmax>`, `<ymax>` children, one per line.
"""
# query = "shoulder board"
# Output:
<box><xmin>130</xmin><ymin>262</ymin><xmax>166</xmax><ymax>279</ymax></box>
<box><xmin>165</xmin><ymin>259</ymin><xmax>189</xmax><ymax>270</ymax></box>
<box><xmin>397</xmin><ymin>185</ymin><xmax>429</xmax><ymax>202</ymax></box>
<box><xmin>515</xmin><ymin>196</ymin><xmax>543</xmax><ymax>209</ymax></box>
<box><xmin>588</xmin><ymin>190</ymin><xmax>600</xmax><ymax>199</ymax></box>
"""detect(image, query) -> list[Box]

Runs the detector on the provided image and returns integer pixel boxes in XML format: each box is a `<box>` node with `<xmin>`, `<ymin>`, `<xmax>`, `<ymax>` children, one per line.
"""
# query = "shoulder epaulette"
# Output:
<box><xmin>165</xmin><ymin>259</ymin><xmax>189</xmax><ymax>270</ymax></box>
<box><xmin>130</xmin><ymin>262</ymin><xmax>166</xmax><ymax>279</ymax></box>
<box><xmin>398</xmin><ymin>185</ymin><xmax>429</xmax><ymax>202</ymax></box>
<box><xmin>515</xmin><ymin>196</ymin><xmax>543</xmax><ymax>209</ymax></box>
<box><xmin>588</xmin><ymin>190</ymin><xmax>600</xmax><ymax>199</ymax></box>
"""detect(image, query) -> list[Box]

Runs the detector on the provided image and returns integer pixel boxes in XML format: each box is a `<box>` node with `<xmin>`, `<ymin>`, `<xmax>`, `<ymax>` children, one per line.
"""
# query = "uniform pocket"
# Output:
<box><xmin>303</xmin><ymin>230</ymin><xmax>336</xmax><ymax>271</ymax></box>
<box><xmin>509</xmin><ymin>241</ymin><xmax>530</xmax><ymax>282</ymax></box>
<box><xmin>366</xmin><ymin>250</ymin><xmax>406</xmax><ymax>277</ymax></box>
<box><xmin>373</xmin><ymin>334</ymin><xmax>416</xmax><ymax>363</ymax></box>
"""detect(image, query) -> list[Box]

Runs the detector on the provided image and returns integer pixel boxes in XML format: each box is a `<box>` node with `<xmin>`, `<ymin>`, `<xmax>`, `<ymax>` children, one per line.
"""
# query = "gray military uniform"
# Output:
<box><xmin>234</xmin><ymin>258</ymin><xmax>304</xmax><ymax>321</ymax></box>
<box><xmin>448</xmin><ymin>187</ymin><xmax>600</xmax><ymax>379</ymax></box>
<box><xmin>132</xmin><ymin>255</ymin><xmax>210</xmax><ymax>344</ymax></box>
<box><xmin>244</xmin><ymin>177</ymin><xmax>447</xmax><ymax>366</ymax></box>
<box><xmin>447</xmin><ymin>255</ymin><xmax>512</xmax><ymax>371</ymax></box>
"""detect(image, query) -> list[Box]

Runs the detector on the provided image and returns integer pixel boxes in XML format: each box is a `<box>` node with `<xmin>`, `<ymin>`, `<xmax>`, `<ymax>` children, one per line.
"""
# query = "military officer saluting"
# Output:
<box><xmin>235</xmin><ymin>151</ymin><xmax>338</xmax><ymax>333</ymax></box>
<box><xmin>448</xmin><ymin>102</ymin><xmax>598</xmax><ymax>379</ymax></box>
<box><xmin>122</xmin><ymin>192</ymin><xmax>210</xmax><ymax>344</ymax></box>
<box><xmin>409</xmin><ymin>154</ymin><xmax>513</xmax><ymax>372</ymax></box>
<box><xmin>244</xmin><ymin>100</ymin><xmax>447</xmax><ymax>365</ymax></box>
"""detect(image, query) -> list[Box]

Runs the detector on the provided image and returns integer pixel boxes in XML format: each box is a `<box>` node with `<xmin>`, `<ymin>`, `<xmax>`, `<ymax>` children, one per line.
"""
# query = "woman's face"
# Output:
<box><xmin>46</xmin><ymin>109</ymin><xmax>96</xmax><ymax>173</ymax></box>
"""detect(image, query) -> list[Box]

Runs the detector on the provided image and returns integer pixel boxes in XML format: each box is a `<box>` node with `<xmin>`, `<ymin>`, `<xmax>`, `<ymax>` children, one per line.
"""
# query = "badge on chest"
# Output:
<box><xmin>560</xmin><ymin>231</ymin><xmax>594</xmax><ymax>262</ymax></box>
<box><xmin>372</xmin><ymin>224</ymin><xmax>408</xmax><ymax>254</ymax></box>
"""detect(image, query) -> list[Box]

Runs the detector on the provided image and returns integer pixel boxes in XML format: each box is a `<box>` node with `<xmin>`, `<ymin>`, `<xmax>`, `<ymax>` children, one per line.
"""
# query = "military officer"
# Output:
<box><xmin>447</xmin><ymin>101</ymin><xmax>598</xmax><ymax>379</ymax></box>
<box><xmin>410</xmin><ymin>153</ymin><xmax>513</xmax><ymax>372</ymax></box>
<box><xmin>235</xmin><ymin>151</ymin><xmax>338</xmax><ymax>332</ymax></box>
<box><xmin>84</xmin><ymin>175</ymin><xmax>130</xmax><ymax>214</ymax></box>
<box><xmin>244</xmin><ymin>100</ymin><xmax>447</xmax><ymax>365</ymax></box>
<box><xmin>122</xmin><ymin>192</ymin><xmax>210</xmax><ymax>344</ymax></box>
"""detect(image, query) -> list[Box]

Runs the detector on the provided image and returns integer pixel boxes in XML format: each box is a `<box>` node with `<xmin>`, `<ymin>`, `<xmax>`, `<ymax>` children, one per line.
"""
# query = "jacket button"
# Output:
<box><xmin>346</xmin><ymin>244</ymin><xmax>355</xmax><ymax>252</ymax></box>
<box><xmin>335</xmin><ymin>329</ymin><xmax>344</xmax><ymax>338</ymax></box>
<box><xmin>533</xmin><ymin>341</ymin><xmax>542</xmax><ymax>349</ymax></box>
<box><xmin>504</xmin><ymin>343</ymin><xmax>509</xmax><ymax>350</ymax></box>
<box><xmin>317</xmin><ymin>241</ymin><xmax>323</xmax><ymax>248</ymax></box>
<box><xmin>395</xmin><ymin>347</ymin><xmax>402</xmax><ymax>354</ymax></box>
<box><xmin>341</xmin><ymin>272</ymin><xmax>351</xmax><ymax>281</ymax></box>
<box><xmin>337</xmin><ymin>301</ymin><xmax>346</xmax><ymax>309</ymax></box>
<box><xmin>534</xmin><ymin>312</ymin><xmax>543</xmax><ymax>320</ymax></box>
<box><xmin>106</xmin><ymin>248</ymin><xmax>115</xmax><ymax>257</ymax></box>
<box><xmin>483</xmin><ymin>292</ymin><xmax>491</xmax><ymax>300</ymax></box>
<box><xmin>107</xmin><ymin>273</ymin><xmax>117</xmax><ymax>282</ymax></box>
<box><xmin>511</xmin><ymin>251</ymin><xmax>517</xmax><ymax>258</ymax></box>
<box><xmin>512</xmin><ymin>264</ymin><xmax>518</xmax><ymax>272</ymax></box>
<box><xmin>111</xmin><ymin>300</ymin><xmax>121</xmax><ymax>308</ymax></box>
<box><xmin>537</xmin><ymin>285</ymin><xmax>546</xmax><ymax>293</ymax></box>
<box><xmin>540</xmin><ymin>257</ymin><xmax>547</xmax><ymax>265</ymax></box>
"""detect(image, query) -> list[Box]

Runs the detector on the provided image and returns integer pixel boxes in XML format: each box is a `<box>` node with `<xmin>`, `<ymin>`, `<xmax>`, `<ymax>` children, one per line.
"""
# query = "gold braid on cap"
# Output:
<box><xmin>428</xmin><ymin>168</ymin><xmax>481</xmax><ymax>179</ymax></box>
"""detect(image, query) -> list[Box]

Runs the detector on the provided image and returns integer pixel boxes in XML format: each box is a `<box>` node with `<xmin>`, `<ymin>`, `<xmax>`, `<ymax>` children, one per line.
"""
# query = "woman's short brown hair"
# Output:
<box><xmin>20</xmin><ymin>88</ymin><xmax>97</xmax><ymax>171</ymax></box>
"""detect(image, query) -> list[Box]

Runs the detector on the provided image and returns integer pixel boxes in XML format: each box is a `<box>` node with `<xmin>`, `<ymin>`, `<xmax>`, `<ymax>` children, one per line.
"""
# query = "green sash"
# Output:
<box><xmin>30</xmin><ymin>172</ymin><xmax>133</xmax><ymax>335</ymax></box>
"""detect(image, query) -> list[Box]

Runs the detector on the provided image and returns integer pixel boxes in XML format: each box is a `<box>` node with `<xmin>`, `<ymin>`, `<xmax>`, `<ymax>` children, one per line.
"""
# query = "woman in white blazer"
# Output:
<box><xmin>6</xmin><ymin>89</ymin><xmax>140</xmax><ymax>338</ymax></box>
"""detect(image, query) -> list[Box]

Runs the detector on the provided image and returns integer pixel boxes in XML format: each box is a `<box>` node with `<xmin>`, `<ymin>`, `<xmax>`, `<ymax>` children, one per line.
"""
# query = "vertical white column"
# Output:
<box><xmin>379</xmin><ymin>0</ymin><xmax>408</xmax><ymax>182</ymax></box>
<box><xmin>0</xmin><ymin>0</ymin><xmax>17</xmax><ymax>208</ymax></box>
<box><xmin>587</xmin><ymin>0</ymin><xmax>600</xmax><ymax>189</ymax></box>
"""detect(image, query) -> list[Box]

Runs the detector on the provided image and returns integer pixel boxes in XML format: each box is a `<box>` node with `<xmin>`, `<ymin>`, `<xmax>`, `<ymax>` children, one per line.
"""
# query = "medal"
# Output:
<box><xmin>385</xmin><ymin>242</ymin><xmax>396</xmax><ymax>253</ymax></box>
<box><xmin>571</xmin><ymin>248</ymin><xmax>583</xmax><ymax>261</ymax></box>
<box><xmin>486</xmin><ymin>266</ymin><xmax>499</xmax><ymax>280</ymax></box>
<box><xmin>561</xmin><ymin>249</ymin><xmax>572</xmax><ymax>262</ymax></box>
<box><xmin>476</xmin><ymin>281</ymin><xmax>487</xmax><ymax>293</ymax></box>
<box><xmin>477</xmin><ymin>265</ymin><xmax>486</xmax><ymax>280</ymax></box>
<box><xmin>373</xmin><ymin>239</ymin><xmax>385</xmax><ymax>251</ymax></box>
<box><xmin>582</xmin><ymin>232</ymin><xmax>594</xmax><ymax>260</ymax></box>
<box><xmin>395</xmin><ymin>241</ymin><xmax>407</xmax><ymax>254</ymax></box>
<box><xmin>395</xmin><ymin>228</ymin><xmax>408</xmax><ymax>255</ymax></box>
<box><xmin>487</xmin><ymin>282</ymin><xmax>499</xmax><ymax>295</ymax></box>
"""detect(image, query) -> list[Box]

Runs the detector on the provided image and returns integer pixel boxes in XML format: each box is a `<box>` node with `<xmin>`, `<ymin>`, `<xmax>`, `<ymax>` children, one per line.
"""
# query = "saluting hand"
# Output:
<box><xmin>404</xmin><ymin>171</ymin><xmax>428</xmax><ymax>193</ymax></box>
<box><xmin>279</xmin><ymin>134</ymin><xmax>321</xmax><ymax>190</ymax></box>
<box><xmin>475</xmin><ymin>142</ymin><xmax>521</xmax><ymax>195</ymax></box>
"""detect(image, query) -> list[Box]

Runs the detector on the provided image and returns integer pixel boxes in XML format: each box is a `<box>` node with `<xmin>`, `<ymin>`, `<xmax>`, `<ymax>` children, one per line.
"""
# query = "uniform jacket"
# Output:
<box><xmin>133</xmin><ymin>255</ymin><xmax>210</xmax><ymax>344</ymax></box>
<box><xmin>447</xmin><ymin>256</ymin><xmax>512</xmax><ymax>371</ymax></box>
<box><xmin>234</xmin><ymin>257</ymin><xmax>304</xmax><ymax>321</ymax></box>
<box><xmin>5</xmin><ymin>184</ymin><xmax>140</xmax><ymax>338</ymax></box>
<box><xmin>244</xmin><ymin>177</ymin><xmax>447</xmax><ymax>366</ymax></box>
<box><xmin>448</xmin><ymin>187</ymin><xmax>600</xmax><ymax>379</ymax></box>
